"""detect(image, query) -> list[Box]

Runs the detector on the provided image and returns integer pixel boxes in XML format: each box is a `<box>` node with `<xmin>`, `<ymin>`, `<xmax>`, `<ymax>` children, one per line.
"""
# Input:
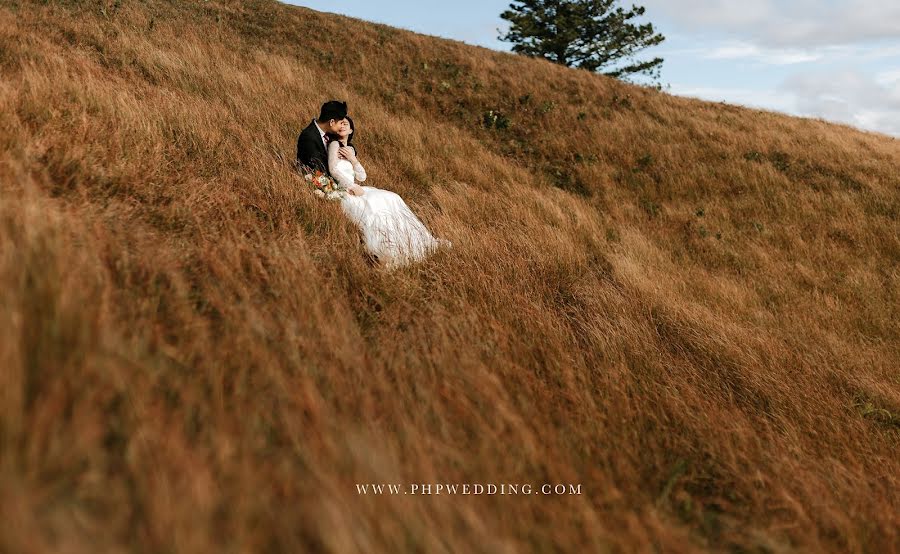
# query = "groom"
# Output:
<box><xmin>296</xmin><ymin>100</ymin><xmax>348</xmax><ymax>176</ymax></box>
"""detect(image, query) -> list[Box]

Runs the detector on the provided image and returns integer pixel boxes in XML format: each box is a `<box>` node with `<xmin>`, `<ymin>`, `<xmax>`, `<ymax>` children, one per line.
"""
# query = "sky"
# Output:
<box><xmin>283</xmin><ymin>1</ymin><xmax>900</xmax><ymax>138</ymax></box>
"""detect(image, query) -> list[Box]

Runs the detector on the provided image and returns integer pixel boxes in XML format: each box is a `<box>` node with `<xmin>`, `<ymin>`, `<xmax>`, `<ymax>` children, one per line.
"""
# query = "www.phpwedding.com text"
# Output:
<box><xmin>356</xmin><ymin>483</ymin><xmax>583</xmax><ymax>495</ymax></box>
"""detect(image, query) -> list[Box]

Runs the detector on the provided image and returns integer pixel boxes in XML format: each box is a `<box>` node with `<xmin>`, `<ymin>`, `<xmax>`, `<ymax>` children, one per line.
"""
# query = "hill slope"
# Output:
<box><xmin>1</xmin><ymin>0</ymin><xmax>898</xmax><ymax>552</ymax></box>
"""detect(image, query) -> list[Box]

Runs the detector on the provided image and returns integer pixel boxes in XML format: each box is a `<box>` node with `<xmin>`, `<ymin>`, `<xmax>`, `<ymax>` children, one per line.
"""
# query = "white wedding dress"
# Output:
<box><xmin>329</xmin><ymin>142</ymin><xmax>451</xmax><ymax>269</ymax></box>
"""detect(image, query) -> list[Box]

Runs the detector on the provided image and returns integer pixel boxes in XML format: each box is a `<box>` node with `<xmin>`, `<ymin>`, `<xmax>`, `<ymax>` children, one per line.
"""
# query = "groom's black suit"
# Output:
<box><xmin>296</xmin><ymin>120</ymin><xmax>330</xmax><ymax>175</ymax></box>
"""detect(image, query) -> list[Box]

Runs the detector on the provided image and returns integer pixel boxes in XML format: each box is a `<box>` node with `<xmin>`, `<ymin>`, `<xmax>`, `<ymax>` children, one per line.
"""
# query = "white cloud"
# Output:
<box><xmin>669</xmin><ymin>71</ymin><xmax>900</xmax><ymax>137</ymax></box>
<box><xmin>779</xmin><ymin>69</ymin><xmax>900</xmax><ymax>136</ymax></box>
<box><xmin>659</xmin><ymin>37</ymin><xmax>900</xmax><ymax>66</ymax></box>
<box><xmin>669</xmin><ymin>84</ymin><xmax>794</xmax><ymax>112</ymax></box>
<box><xmin>643</xmin><ymin>0</ymin><xmax>775</xmax><ymax>30</ymax></box>
<box><xmin>704</xmin><ymin>42</ymin><xmax>822</xmax><ymax>64</ymax></box>
<box><xmin>876</xmin><ymin>68</ymin><xmax>900</xmax><ymax>86</ymax></box>
<box><xmin>643</xmin><ymin>1</ymin><xmax>900</xmax><ymax>136</ymax></box>
<box><xmin>642</xmin><ymin>0</ymin><xmax>900</xmax><ymax>47</ymax></box>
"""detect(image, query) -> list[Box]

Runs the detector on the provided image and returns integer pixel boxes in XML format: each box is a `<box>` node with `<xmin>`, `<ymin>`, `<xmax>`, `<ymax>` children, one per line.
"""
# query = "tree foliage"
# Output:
<box><xmin>499</xmin><ymin>0</ymin><xmax>665</xmax><ymax>82</ymax></box>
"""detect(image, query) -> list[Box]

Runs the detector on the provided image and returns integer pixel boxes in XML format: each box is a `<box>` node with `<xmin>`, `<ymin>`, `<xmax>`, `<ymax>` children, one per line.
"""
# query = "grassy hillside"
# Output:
<box><xmin>1</xmin><ymin>0</ymin><xmax>898</xmax><ymax>551</ymax></box>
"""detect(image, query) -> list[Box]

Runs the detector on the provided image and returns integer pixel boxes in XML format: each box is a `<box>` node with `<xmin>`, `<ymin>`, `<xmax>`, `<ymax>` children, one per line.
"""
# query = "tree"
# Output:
<box><xmin>499</xmin><ymin>0</ymin><xmax>665</xmax><ymax>83</ymax></box>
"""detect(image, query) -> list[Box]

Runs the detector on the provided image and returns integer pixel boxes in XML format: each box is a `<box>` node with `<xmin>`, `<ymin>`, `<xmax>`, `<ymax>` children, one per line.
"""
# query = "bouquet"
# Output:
<box><xmin>299</xmin><ymin>164</ymin><xmax>347</xmax><ymax>201</ymax></box>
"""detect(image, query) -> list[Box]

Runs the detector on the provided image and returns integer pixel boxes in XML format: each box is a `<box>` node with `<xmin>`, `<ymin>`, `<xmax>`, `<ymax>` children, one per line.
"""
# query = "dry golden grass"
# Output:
<box><xmin>1</xmin><ymin>0</ymin><xmax>898</xmax><ymax>552</ymax></box>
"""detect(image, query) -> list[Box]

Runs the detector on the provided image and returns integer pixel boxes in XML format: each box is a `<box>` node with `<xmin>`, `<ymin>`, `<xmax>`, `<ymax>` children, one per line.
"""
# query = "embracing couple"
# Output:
<box><xmin>296</xmin><ymin>100</ymin><xmax>451</xmax><ymax>269</ymax></box>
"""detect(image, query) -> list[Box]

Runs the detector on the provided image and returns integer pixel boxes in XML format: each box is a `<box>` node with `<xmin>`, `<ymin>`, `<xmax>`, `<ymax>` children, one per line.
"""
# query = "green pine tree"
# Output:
<box><xmin>499</xmin><ymin>0</ymin><xmax>665</xmax><ymax>83</ymax></box>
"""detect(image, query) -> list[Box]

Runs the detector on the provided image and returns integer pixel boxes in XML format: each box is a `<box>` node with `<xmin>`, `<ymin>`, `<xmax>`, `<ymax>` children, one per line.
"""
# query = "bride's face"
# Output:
<box><xmin>337</xmin><ymin>118</ymin><xmax>352</xmax><ymax>139</ymax></box>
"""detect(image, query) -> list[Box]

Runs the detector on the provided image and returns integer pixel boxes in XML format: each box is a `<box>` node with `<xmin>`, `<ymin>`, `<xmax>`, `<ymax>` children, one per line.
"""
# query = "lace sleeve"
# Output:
<box><xmin>352</xmin><ymin>147</ymin><xmax>367</xmax><ymax>182</ymax></box>
<box><xmin>327</xmin><ymin>141</ymin><xmax>352</xmax><ymax>187</ymax></box>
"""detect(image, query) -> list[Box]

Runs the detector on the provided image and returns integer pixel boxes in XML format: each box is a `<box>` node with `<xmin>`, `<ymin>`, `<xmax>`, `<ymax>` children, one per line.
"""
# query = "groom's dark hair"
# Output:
<box><xmin>318</xmin><ymin>100</ymin><xmax>348</xmax><ymax>122</ymax></box>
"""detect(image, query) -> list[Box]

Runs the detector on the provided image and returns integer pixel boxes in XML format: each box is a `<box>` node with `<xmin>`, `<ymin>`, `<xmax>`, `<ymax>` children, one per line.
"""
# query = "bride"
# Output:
<box><xmin>327</xmin><ymin>117</ymin><xmax>452</xmax><ymax>269</ymax></box>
